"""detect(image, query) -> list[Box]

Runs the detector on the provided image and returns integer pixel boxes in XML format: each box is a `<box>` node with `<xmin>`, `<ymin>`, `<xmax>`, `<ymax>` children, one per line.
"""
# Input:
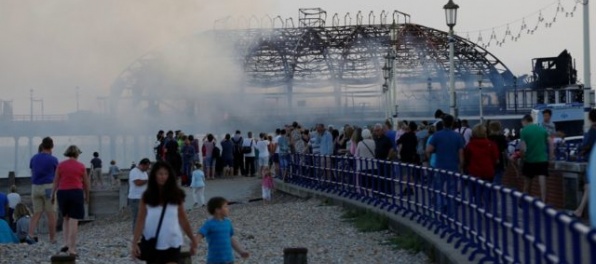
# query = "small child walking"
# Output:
<box><xmin>190</xmin><ymin>163</ymin><xmax>206</xmax><ymax>208</ymax></box>
<box><xmin>262</xmin><ymin>168</ymin><xmax>274</xmax><ymax>204</ymax></box>
<box><xmin>13</xmin><ymin>203</ymin><xmax>35</xmax><ymax>244</ymax></box>
<box><xmin>108</xmin><ymin>160</ymin><xmax>120</xmax><ymax>187</ymax></box>
<box><xmin>196</xmin><ymin>197</ymin><xmax>249</xmax><ymax>263</ymax></box>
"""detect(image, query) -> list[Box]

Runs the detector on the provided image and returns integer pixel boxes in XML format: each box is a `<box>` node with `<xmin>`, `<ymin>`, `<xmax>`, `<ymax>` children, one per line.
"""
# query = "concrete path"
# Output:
<box><xmin>180</xmin><ymin>176</ymin><xmax>261</xmax><ymax>209</ymax></box>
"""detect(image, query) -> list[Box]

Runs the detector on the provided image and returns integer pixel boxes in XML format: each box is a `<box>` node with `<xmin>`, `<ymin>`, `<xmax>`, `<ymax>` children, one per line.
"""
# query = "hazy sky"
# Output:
<box><xmin>0</xmin><ymin>0</ymin><xmax>592</xmax><ymax>115</ymax></box>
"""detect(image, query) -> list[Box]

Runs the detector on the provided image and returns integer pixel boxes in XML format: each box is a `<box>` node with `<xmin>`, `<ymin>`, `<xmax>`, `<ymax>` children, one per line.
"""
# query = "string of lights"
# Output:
<box><xmin>458</xmin><ymin>0</ymin><xmax>584</xmax><ymax>49</ymax></box>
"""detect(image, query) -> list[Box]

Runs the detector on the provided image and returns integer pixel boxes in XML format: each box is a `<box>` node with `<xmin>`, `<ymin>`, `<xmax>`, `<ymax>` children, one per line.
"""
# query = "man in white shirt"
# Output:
<box><xmin>455</xmin><ymin>119</ymin><xmax>472</xmax><ymax>146</ymax></box>
<box><xmin>128</xmin><ymin>158</ymin><xmax>150</xmax><ymax>230</ymax></box>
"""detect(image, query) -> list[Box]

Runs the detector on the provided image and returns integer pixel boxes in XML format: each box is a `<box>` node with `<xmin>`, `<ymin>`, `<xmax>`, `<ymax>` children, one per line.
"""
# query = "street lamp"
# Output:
<box><xmin>476</xmin><ymin>71</ymin><xmax>484</xmax><ymax>123</ymax></box>
<box><xmin>513</xmin><ymin>76</ymin><xmax>518</xmax><ymax>114</ymax></box>
<box><xmin>444</xmin><ymin>0</ymin><xmax>459</xmax><ymax>118</ymax></box>
<box><xmin>382</xmin><ymin>61</ymin><xmax>390</xmax><ymax>119</ymax></box>
<box><xmin>389</xmin><ymin>20</ymin><xmax>399</xmax><ymax>126</ymax></box>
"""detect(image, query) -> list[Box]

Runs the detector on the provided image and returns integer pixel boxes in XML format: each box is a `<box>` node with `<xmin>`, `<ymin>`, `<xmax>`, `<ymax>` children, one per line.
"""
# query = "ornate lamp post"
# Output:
<box><xmin>476</xmin><ymin>71</ymin><xmax>484</xmax><ymax>123</ymax></box>
<box><xmin>389</xmin><ymin>20</ymin><xmax>399</xmax><ymax>127</ymax></box>
<box><xmin>583</xmin><ymin>0</ymin><xmax>592</xmax><ymax>132</ymax></box>
<box><xmin>444</xmin><ymin>0</ymin><xmax>459</xmax><ymax>118</ymax></box>
<box><xmin>382</xmin><ymin>63</ymin><xmax>390</xmax><ymax>119</ymax></box>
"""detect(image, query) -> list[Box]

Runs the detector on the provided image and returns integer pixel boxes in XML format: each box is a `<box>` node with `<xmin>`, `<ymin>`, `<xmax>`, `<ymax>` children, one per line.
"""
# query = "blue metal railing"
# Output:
<box><xmin>282</xmin><ymin>153</ymin><xmax>595</xmax><ymax>264</ymax></box>
<box><xmin>555</xmin><ymin>141</ymin><xmax>584</xmax><ymax>162</ymax></box>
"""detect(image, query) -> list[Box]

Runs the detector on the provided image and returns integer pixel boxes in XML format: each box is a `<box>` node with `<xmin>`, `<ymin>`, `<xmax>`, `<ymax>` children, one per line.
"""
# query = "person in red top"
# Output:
<box><xmin>464</xmin><ymin>124</ymin><xmax>499</xmax><ymax>206</ymax></box>
<box><xmin>51</xmin><ymin>145</ymin><xmax>90</xmax><ymax>258</ymax></box>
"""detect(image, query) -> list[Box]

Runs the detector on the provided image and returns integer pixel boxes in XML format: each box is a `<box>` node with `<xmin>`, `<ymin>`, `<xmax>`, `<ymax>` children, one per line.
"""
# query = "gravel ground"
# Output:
<box><xmin>1</xmin><ymin>191</ymin><xmax>429</xmax><ymax>264</ymax></box>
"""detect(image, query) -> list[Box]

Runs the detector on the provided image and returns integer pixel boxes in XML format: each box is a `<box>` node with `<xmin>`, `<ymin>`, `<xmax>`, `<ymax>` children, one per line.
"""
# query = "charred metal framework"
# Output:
<box><xmin>111</xmin><ymin>8</ymin><xmax>517</xmax><ymax>118</ymax></box>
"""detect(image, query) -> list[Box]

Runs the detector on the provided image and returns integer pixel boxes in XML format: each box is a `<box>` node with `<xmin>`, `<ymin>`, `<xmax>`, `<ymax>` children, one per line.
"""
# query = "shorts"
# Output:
<box><xmin>57</xmin><ymin>189</ymin><xmax>85</xmax><ymax>220</ymax></box>
<box><xmin>279</xmin><ymin>154</ymin><xmax>289</xmax><ymax>169</ymax></box>
<box><xmin>262</xmin><ymin>187</ymin><xmax>272</xmax><ymax>200</ymax></box>
<box><xmin>31</xmin><ymin>184</ymin><xmax>55</xmax><ymax>213</ymax></box>
<box><xmin>272</xmin><ymin>153</ymin><xmax>280</xmax><ymax>163</ymax></box>
<box><xmin>522</xmin><ymin>162</ymin><xmax>549</xmax><ymax>178</ymax></box>
<box><xmin>203</xmin><ymin>157</ymin><xmax>214</xmax><ymax>168</ymax></box>
<box><xmin>259</xmin><ymin>157</ymin><xmax>269</xmax><ymax>167</ymax></box>
<box><xmin>92</xmin><ymin>168</ymin><xmax>102</xmax><ymax>179</ymax></box>
<box><xmin>153</xmin><ymin>247</ymin><xmax>181</xmax><ymax>263</ymax></box>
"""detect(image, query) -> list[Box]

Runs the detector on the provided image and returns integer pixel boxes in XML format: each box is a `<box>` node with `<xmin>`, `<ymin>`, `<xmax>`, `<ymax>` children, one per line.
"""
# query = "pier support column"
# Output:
<box><xmin>123</xmin><ymin>136</ymin><xmax>128</xmax><ymax>164</ymax></box>
<box><xmin>334</xmin><ymin>83</ymin><xmax>342</xmax><ymax>115</ymax></box>
<box><xmin>286</xmin><ymin>80</ymin><xmax>293</xmax><ymax>116</ymax></box>
<box><xmin>133</xmin><ymin>135</ymin><xmax>139</xmax><ymax>162</ymax></box>
<box><xmin>28</xmin><ymin>137</ymin><xmax>33</xmax><ymax>158</ymax></box>
<box><xmin>109</xmin><ymin>135</ymin><xmax>116</xmax><ymax>162</ymax></box>
<box><xmin>14</xmin><ymin>137</ymin><xmax>19</xmax><ymax>175</ymax></box>
<box><xmin>98</xmin><ymin>135</ymin><xmax>103</xmax><ymax>157</ymax></box>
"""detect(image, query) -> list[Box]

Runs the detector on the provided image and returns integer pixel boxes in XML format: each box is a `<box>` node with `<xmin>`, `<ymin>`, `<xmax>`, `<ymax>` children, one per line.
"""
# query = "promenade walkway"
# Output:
<box><xmin>180</xmin><ymin>176</ymin><xmax>262</xmax><ymax>209</ymax></box>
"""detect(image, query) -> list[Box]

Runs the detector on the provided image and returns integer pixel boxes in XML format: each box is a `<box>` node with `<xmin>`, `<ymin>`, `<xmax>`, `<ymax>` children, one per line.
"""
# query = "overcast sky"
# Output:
<box><xmin>0</xmin><ymin>0</ymin><xmax>592</xmax><ymax>114</ymax></box>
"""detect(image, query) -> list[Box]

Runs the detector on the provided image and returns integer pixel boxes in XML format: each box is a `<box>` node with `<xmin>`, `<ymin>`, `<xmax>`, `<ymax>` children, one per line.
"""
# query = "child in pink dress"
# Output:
<box><xmin>262</xmin><ymin>168</ymin><xmax>274</xmax><ymax>204</ymax></box>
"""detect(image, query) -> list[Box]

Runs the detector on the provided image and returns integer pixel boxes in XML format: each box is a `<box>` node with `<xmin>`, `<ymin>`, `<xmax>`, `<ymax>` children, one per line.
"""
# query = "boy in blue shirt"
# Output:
<box><xmin>196</xmin><ymin>197</ymin><xmax>249</xmax><ymax>264</ymax></box>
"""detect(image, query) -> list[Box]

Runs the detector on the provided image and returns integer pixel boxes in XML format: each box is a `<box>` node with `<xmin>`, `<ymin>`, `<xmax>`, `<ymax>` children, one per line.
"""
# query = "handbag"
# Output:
<box><xmin>137</xmin><ymin>204</ymin><xmax>167</xmax><ymax>261</ymax></box>
<box><xmin>242</xmin><ymin>140</ymin><xmax>253</xmax><ymax>154</ymax></box>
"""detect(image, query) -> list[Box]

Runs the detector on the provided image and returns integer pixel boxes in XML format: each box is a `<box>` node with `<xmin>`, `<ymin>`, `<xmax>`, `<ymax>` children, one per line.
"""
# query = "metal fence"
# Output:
<box><xmin>282</xmin><ymin>153</ymin><xmax>595</xmax><ymax>264</ymax></box>
<box><xmin>555</xmin><ymin>141</ymin><xmax>585</xmax><ymax>162</ymax></box>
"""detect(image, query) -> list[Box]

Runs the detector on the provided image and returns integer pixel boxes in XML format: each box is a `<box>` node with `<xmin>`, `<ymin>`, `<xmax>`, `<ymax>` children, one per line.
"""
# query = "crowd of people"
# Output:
<box><xmin>0</xmin><ymin>107</ymin><xmax>595</xmax><ymax>263</ymax></box>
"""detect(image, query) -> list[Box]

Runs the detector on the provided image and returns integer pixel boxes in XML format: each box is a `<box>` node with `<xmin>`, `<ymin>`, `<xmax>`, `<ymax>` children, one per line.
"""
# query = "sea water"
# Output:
<box><xmin>0</xmin><ymin>135</ymin><xmax>155</xmax><ymax>178</ymax></box>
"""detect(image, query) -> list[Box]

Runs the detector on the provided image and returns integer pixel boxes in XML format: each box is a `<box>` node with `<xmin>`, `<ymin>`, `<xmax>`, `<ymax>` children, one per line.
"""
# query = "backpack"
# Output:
<box><xmin>212</xmin><ymin>146</ymin><xmax>221</xmax><ymax>159</ymax></box>
<box><xmin>232</xmin><ymin>137</ymin><xmax>243</xmax><ymax>155</ymax></box>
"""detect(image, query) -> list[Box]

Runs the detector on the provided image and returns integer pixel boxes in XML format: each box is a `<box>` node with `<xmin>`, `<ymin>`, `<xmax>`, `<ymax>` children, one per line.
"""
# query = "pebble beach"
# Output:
<box><xmin>0</xmin><ymin>179</ymin><xmax>430</xmax><ymax>264</ymax></box>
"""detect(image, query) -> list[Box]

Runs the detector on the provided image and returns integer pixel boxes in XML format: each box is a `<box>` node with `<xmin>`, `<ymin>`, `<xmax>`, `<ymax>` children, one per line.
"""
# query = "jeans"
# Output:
<box><xmin>129</xmin><ymin>199</ymin><xmax>140</xmax><ymax>231</ymax></box>
<box><xmin>183</xmin><ymin>160</ymin><xmax>192</xmax><ymax>177</ymax></box>
<box><xmin>433</xmin><ymin>171</ymin><xmax>457</xmax><ymax>217</ymax></box>
<box><xmin>244</xmin><ymin>157</ymin><xmax>256</xmax><ymax>176</ymax></box>
<box><xmin>233</xmin><ymin>153</ymin><xmax>244</xmax><ymax>175</ymax></box>
<box><xmin>493</xmin><ymin>169</ymin><xmax>504</xmax><ymax>185</ymax></box>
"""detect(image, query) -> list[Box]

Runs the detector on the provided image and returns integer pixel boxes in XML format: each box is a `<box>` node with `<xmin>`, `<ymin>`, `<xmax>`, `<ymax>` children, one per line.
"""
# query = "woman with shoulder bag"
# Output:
<box><xmin>131</xmin><ymin>161</ymin><xmax>197</xmax><ymax>264</ymax></box>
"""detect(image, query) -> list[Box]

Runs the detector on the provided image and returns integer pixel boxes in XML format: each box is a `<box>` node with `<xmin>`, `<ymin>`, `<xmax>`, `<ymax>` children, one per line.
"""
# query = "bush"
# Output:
<box><xmin>385</xmin><ymin>232</ymin><xmax>424</xmax><ymax>254</ymax></box>
<box><xmin>341</xmin><ymin>209</ymin><xmax>388</xmax><ymax>232</ymax></box>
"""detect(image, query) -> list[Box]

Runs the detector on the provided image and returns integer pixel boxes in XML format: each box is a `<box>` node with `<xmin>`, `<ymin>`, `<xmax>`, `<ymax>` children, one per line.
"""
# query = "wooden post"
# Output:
<box><xmin>51</xmin><ymin>255</ymin><xmax>75</xmax><ymax>264</ymax></box>
<box><xmin>178</xmin><ymin>251</ymin><xmax>192</xmax><ymax>264</ymax></box>
<box><xmin>283</xmin><ymin>248</ymin><xmax>307</xmax><ymax>264</ymax></box>
<box><xmin>7</xmin><ymin>171</ymin><xmax>15</xmax><ymax>187</ymax></box>
<box><xmin>119</xmin><ymin>170</ymin><xmax>130</xmax><ymax>209</ymax></box>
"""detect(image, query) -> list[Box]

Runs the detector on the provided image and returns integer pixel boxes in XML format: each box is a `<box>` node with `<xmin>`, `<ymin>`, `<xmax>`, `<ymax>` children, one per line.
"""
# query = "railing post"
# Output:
<box><xmin>284</xmin><ymin>247</ymin><xmax>308</xmax><ymax>264</ymax></box>
<box><xmin>50</xmin><ymin>255</ymin><xmax>75</xmax><ymax>264</ymax></box>
<box><xmin>589</xmin><ymin>230</ymin><xmax>596</xmax><ymax>264</ymax></box>
<box><xmin>282</xmin><ymin>147</ymin><xmax>592</xmax><ymax>264</ymax></box>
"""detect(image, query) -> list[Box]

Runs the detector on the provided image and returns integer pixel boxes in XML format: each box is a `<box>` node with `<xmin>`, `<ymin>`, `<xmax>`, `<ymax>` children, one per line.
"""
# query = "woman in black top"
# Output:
<box><xmin>396</xmin><ymin>122</ymin><xmax>420</xmax><ymax>195</ymax></box>
<box><xmin>397</xmin><ymin>122</ymin><xmax>420</xmax><ymax>164</ymax></box>
<box><xmin>487</xmin><ymin>121</ymin><xmax>508</xmax><ymax>185</ymax></box>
